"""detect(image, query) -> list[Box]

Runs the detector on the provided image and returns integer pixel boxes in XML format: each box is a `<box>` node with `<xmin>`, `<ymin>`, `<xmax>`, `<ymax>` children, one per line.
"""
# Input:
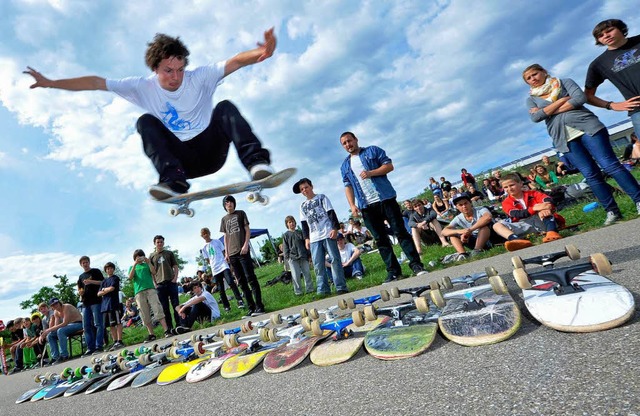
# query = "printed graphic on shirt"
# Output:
<box><xmin>225</xmin><ymin>216</ymin><xmax>241</xmax><ymax>234</ymax></box>
<box><xmin>612</xmin><ymin>49</ymin><xmax>640</xmax><ymax>73</ymax></box>
<box><xmin>161</xmin><ymin>102</ymin><xmax>194</xmax><ymax>131</ymax></box>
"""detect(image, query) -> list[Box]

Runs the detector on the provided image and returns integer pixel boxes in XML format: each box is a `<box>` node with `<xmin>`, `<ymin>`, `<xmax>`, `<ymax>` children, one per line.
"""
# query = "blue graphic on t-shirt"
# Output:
<box><xmin>161</xmin><ymin>102</ymin><xmax>192</xmax><ymax>131</ymax></box>
<box><xmin>612</xmin><ymin>49</ymin><xmax>640</xmax><ymax>72</ymax></box>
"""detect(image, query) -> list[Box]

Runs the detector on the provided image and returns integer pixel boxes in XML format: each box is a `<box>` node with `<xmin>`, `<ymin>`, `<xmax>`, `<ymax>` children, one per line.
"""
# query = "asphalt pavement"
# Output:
<box><xmin>3</xmin><ymin>218</ymin><xmax>639</xmax><ymax>416</ymax></box>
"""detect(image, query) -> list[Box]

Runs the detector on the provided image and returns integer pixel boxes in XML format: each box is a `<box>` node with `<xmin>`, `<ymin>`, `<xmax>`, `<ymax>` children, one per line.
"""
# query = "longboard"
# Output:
<box><xmin>364</xmin><ymin>306</ymin><xmax>439</xmax><ymax>360</ymax></box>
<box><xmin>263</xmin><ymin>330</ymin><xmax>332</xmax><ymax>373</ymax></box>
<box><xmin>432</xmin><ymin>279</ymin><xmax>521</xmax><ymax>346</ymax></box>
<box><xmin>157</xmin><ymin>168</ymin><xmax>296</xmax><ymax>217</ymax></box>
<box><xmin>310</xmin><ymin>316</ymin><xmax>390</xmax><ymax>366</ymax></box>
<box><xmin>513</xmin><ymin>251</ymin><xmax>634</xmax><ymax>332</ymax></box>
<box><xmin>185</xmin><ymin>344</ymin><xmax>248</xmax><ymax>383</ymax></box>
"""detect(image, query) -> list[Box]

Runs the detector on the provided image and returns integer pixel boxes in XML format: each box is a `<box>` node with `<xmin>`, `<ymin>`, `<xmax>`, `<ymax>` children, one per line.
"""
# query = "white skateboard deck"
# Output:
<box><xmin>522</xmin><ymin>271</ymin><xmax>634</xmax><ymax>332</ymax></box>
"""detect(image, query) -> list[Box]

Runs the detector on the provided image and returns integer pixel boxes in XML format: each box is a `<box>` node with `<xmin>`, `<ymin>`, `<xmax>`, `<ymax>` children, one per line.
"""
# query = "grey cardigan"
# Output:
<box><xmin>526</xmin><ymin>78</ymin><xmax>605</xmax><ymax>153</ymax></box>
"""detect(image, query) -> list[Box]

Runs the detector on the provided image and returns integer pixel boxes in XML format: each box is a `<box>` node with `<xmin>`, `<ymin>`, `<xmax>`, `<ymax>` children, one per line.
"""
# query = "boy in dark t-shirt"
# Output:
<box><xmin>98</xmin><ymin>262</ymin><xmax>124</xmax><ymax>350</ymax></box>
<box><xmin>78</xmin><ymin>255</ymin><xmax>105</xmax><ymax>355</ymax></box>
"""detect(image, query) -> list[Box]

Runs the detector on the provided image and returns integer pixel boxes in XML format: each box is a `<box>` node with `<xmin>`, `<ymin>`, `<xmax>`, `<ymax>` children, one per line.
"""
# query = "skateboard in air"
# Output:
<box><xmin>511</xmin><ymin>248</ymin><xmax>634</xmax><ymax>332</ymax></box>
<box><xmin>155</xmin><ymin>167</ymin><xmax>296</xmax><ymax>217</ymax></box>
<box><xmin>431</xmin><ymin>271</ymin><xmax>521</xmax><ymax>346</ymax></box>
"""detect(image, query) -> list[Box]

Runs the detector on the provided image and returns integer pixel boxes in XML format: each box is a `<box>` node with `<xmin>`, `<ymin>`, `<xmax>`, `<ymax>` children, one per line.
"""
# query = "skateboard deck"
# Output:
<box><xmin>185</xmin><ymin>344</ymin><xmax>248</xmax><ymax>383</ymax></box>
<box><xmin>158</xmin><ymin>168</ymin><xmax>296</xmax><ymax>217</ymax></box>
<box><xmin>220</xmin><ymin>339</ymin><xmax>289</xmax><ymax>379</ymax></box>
<box><xmin>130</xmin><ymin>362</ymin><xmax>169</xmax><ymax>388</ymax></box>
<box><xmin>106</xmin><ymin>369</ymin><xmax>143</xmax><ymax>391</ymax></box>
<box><xmin>263</xmin><ymin>330</ymin><xmax>332</xmax><ymax>374</ymax></box>
<box><xmin>157</xmin><ymin>356</ymin><xmax>212</xmax><ymax>385</ymax></box>
<box><xmin>435</xmin><ymin>283</ymin><xmax>521</xmax><ymax>346</ymax></box>
<box><xmin>364</xmin><ymin>310</ymin><xmax>439</xmax><ymax>360</ymax></box>
<box><xmin>310</xmin><ymin>316</ymin><xmax>390</xmax><ymax>366</ymax></box>
<box><xmin>63</xmin><ymin>373</ymin><xmax>110</xmax><ymax>396</ymax></box>
<box><xmin>84</xmin><ymin>372</ymin><xmax>123</xmax><ymax>394</ymax></box>
<box><xmin>520</xmin><ymin>270</ymin><xmax>634</xmax><ymax>332</ymax></box>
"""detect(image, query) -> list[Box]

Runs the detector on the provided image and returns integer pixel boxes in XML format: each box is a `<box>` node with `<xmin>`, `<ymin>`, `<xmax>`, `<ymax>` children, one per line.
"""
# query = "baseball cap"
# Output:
<box><xmin>49</xmin><ymin>297</ymin><xmax>61</xmax><ymax>306</ymax></box>
<box><xmin>452</xmin><ymin>193</ymin><xmax>471</xmax><ymax>205</ymax></box>
<box><xmin>337</xmin><ymin>233</ymin><xmax>345</xmax><ymax>240</ymax></box>
<box><xmin>292</xmin><ymin>178</ymin><xmax>312</xmax><ymax>194</ymax></box>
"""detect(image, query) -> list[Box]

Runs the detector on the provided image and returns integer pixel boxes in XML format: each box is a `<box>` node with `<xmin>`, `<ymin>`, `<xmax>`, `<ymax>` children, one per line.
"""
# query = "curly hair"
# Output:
<box><xmin>145</xmin><ymin>33</ymin><xmax>190</xmax><ymax>70</ymax></box>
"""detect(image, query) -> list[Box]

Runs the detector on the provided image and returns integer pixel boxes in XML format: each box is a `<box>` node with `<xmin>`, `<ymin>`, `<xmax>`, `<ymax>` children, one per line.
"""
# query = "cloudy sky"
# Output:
<box><xmin>0</xmin><ymin>0</ymin><xmax>637</xmax><ymax>321</ymax></box>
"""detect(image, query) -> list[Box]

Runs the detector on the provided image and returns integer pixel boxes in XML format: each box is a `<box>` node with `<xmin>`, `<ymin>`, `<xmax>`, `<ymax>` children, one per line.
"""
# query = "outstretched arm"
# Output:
<box><xmin>23</xmin><ymin>66</ymin><xmax>107</xmax><ymax>91</ymax></box>
<box><xmin>224</xmin><ymin>27</ymin><xmax>276</xmax><ymax>77</ymax></box>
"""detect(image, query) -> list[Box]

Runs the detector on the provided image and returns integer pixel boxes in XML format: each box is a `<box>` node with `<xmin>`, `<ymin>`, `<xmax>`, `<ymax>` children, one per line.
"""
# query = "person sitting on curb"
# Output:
<box><xmin>325</xmin><ymin>233</ymin><xmax>366</xmax><ymax>279</ymax></box>
<box><xmin>173</xmin><ymin>282</ymin><xmax>221</xmax><ymax>334</ymax></box>
<box><xmin>442</xmin><ymin>193</ymin><xmax>494</xmax><ymax>259</ymax></box>
<box><xmin>493</xmin><ymin>173</ymin><xmax>564</xmax><ymax>251</ymax></box>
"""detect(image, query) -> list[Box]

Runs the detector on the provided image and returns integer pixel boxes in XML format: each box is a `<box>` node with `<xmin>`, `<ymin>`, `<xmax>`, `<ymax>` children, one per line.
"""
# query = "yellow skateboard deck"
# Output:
<box><xmin>310</xmin><ymin>316</ymin><xmax>389</xmax><ymax>366</ymax></box>
<box><xmin>220</xmin><ymin>349</ymin><xmax>271</xmax><ymax>378</ymax></box>
<box><xmin>156</xmin><ymin>356</ymin><xmax>210</xmax><ymax>385</ymax></box>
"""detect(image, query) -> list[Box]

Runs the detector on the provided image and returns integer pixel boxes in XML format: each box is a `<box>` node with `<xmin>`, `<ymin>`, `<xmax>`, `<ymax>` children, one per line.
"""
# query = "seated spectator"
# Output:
<box><xmin>8</xmin><ymin>318</ymin><xmax>24</xmax><ymax>374</ymax></box>
<box><xmin>440</xmin><ymin>176</ymin><xmax>452</xmax><ymax>194</ymax></box>
<box><xmin>622</xmin><ymin>132</ymin><xmax>640</xmax><ymax>164</ymax></box>
<box><xmin>325</xmin><ymin>234</ymin><xmax>365</xmax><ymax>279</ymax></box>
<box><xmin>351</xmin><ymin>220</ymin><xmax>373</xmax><ymax>246</ymax></box>
<box><xmin>482</xmin><ymin>178</ymin><xmax>496</xmax><ymax>201</ymax></box>
<box><xmin>122</xmin><ymin>298</ymin><xmax>140</xmax><ymax>328</ymax></box>
<box><xmin>428</xmin><ymin>177</ymin><xmax>443</xmax><ymax>197</ymax></box>
<box><xmin>18</xmin><ymin>317</ymin><xmax>38</xmax><ymax>368</ymax></box>
<box><xmin>492</xmin><ymin>170</ymin><xmax>503</xmax><ymax>181</ymax></box>
<box><xmin>40</xmin><ymin>298</ymin><xmax>84</xmax><ymax>365</ymax></box>
<box><xmin>343</xmin><ymin>218</ymin><xmax>356</xmax><ymax>244</ymax></box>
<box><xmin>408</xmin><ymin>199</ymin><xmax>450</xmax><ymax>251</ymax></box>
<box><xmin>534</xmin><ymin>164</ymin><xmax>559</xmax><ymax>189</ymax></box>
<box><xmin>442</xmin><ymin>193</ymin><xmax>494</xmax><ymax>258</ymax></box>
<box><xmin>432</xmin><ymin>194</ymin><xmax>450</xmax><ymax>217</ymax></box>
<box><xmin>488</xmin><ymin>178</ymin><xmax>505</xmax><ymax>199</ymax></box>
<box><xmin>173</xmin><ymin>282</ymin><xmax>221</xmax><ymax>334</ymax></box>
<box><xmin>493</xmin><ymin>173</ymin><xmax>564</xmax><ymax>251</ymax></box>
<box><xmin>467</xmin><ymin>184</ymin><xmax>485</xmax><ymax>203</ymax></box>
<box><xmin>25</xmin><ymin>313</ymin><xmax>46</xmax><ymax>361</ymax></box>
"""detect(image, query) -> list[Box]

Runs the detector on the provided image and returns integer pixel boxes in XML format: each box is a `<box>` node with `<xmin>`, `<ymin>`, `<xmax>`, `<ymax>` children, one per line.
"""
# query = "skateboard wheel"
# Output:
<box><xmin>92</xmin><ymin>364</ymin><xmax>101</xmax><ymax>373</ymax></box>
<box><xmin>224</xmin><ymin>334</ymin><xmax>239</xmax><ymax>349</ymax></box>
<box><xmin>346</xmin><ymin>298</ymin><xmax>356</xmax><ymax>309</ymax></box>
<box><xmin>150</xmin><ymin>344</ymin><xmax>159</xmax><ymax>353</ymax></box>
<box><xmin>167</xmin><ymin>347</ymin><xmax>180</xmax><ymax>360</ymax></box>
<box><xmin>268</xmin><ymin>328</ymin><xmax>279</xmax><ymax>342</ymax></box>
<box><xmin>485</xmin><ymin>266</ymin><xmax>499</xmax><ymax>277</ymax></box>
<box><xmin>380</xmin><ymin>290</ymin><xmax>390</xmax><ymax>302</ymax></box>
<box><xmin>440</xmin><ymin>276</ymin><xmax>453</xmax><ymax>290</ymax></box>
<box><xmin>301</xmin><ymin>316</ymin><xmax>312</xmax><ymax>331</ymax></box>
<box><xmin>246</xmin><ymin>192</ymin><xmax>257</xmax><ymax>202</ymax></box>
<box><xmin>565</xmin><ymin>244</ymin><xmax>581</xmax><ymax>261</ymax></box>
<box><xmin>259</xmin><ymin>195</ymin><xmax>270</xmax><ymax>206</ymax></box>
<box><xmin>90</xmin><ymin>356</ymin><xmax>101</xmax><ymax>364</ymax></box>
<box><xmin>489</xmin><ymin>275</ymin><xmax>509</xmax><ymax>295</ymax></box>
<box><xmin>186</xmin><ymin>208</ymin><xmax>195</xmax><ymax>217</ymax></box>
<box><xmin>391</xmin><ymin>287</ymin><xmax>400</xmax><ymax>298</ymax></box>
<box><xmin>270</xmin><ymin>313</ymin><xmax>282</xmax><ymax>325</ymax></box>
<box><xmin>337</xmin><ymin>299</ymin><xmax>348</xmax><ymax>310</ymax></box>
<box><xmin>46</xmin><ymin>372</ymin><xmax>57</xmax><ymax>381</ymax></box>
<box><xmin>194</xmin><ymin>341</ymin><xmax>208</xmax><ymax>357</ymax></box>
<box><xmin>352</xmin><ymin>310</ymin><xmax>365</xmax><ymax>327</ymax></box>
<box><xmin>414</xmin><ymin>296</ymin><xmax>430</xmax><ymax>313</ymax></box>
<box><xmin>311</xmin><ymin>320</ymin><xmax>323</xmax><ymax>336</ymax></box>
<box><xmin>300</xmin><ymin>308</ymin><xmax>308</xmax><ymax>318</ymax></box>
<box><xmin>190</xmin><ymin>334</ymin><xmax>201</xmax><ymax>343</ymax></box>
<box><xmin>590</xmin><ymin>253</ymin><xmax>612</xmax><ymax>276</ymax></box>
<box><xmin>513</xmin><ymin>268</ymin><xmax>532</xmax><ymax>289</ymax></box>
<box><xmin>430</xmin><ymin>288</ymin><xmax>446</xmax><ymax>309</ymax></box>
<box><xmin>119</xmin><ymin>360</ymin><xmax>130</xmax><ymax>371</ymax></box>
<box><xmin>308</xmin><ymin>308</ymin><xmax>319</xmax><ymax>320</ymax></box>
<box><xmin>138</xmin><ymin>353</ymin><xmax>150</xmax><ymax>366</ymax></box>
<box><xmin>116</xmin><ymin>356</ymin><xmax>126</xmax><ymax>365</ymax></box>
<box><xmin>429</xmin><ymin>280</ymin><xmax>440</xmax><ymax>291</ymax></box>
<box><xmin>169</xmin><ymin>208</ymin><xmax>179</xmax><ymax>217</ymax></box>
<box><xmin>119</xmin><ymin>349</ymin><xmax>129</xmax><ymax>357</ymax></box>
<box><xmin>171</xmin><ymin>338</ymin><xmax>180</xmax><ymax>347</ymax></box>
<box><xmin>259</xmin><ymin>328</ymin><xmax>270</xmax><ymax>342</ymax></box>
<box><xmin>61</xmin><ymin>367</ymin><xmax>73</xmax><ymax>379</ymax></box>
<box><xmin>101</xmin><ymin>354</ymin><xmax>111</xmax><ymax>363</ymax></box>
<box><xmin>34</xmin><ymin>374</ymin><xmax>43</xmax><ymax>383</ymax></box>
<box><xmin>363</xmin><ymin>305</ymin><xmax>377</xmax><ymax>321</ymax></box>
<box><xmin>511</xmin><ymin>256</ymin><xmax>525</xmax><ymax>270</ymax></box>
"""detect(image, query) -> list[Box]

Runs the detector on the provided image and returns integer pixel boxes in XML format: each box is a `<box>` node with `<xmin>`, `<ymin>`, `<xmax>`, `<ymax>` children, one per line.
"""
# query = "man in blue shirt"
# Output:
<box><xmin>339</xmin><ymin>132</ymin><xmax>426</xmax><ymax>283</ymax></box>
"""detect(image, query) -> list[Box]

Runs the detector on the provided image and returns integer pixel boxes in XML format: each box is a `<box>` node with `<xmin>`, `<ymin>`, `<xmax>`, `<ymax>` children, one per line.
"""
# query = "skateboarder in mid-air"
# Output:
<box><xmin>24</xmin><ymin>28</ymin><xmax>277</xmax><ymax>200</ymax></box>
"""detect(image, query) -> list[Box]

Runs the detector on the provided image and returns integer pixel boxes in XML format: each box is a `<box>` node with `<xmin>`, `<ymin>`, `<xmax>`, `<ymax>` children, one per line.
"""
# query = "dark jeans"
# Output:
<box><xmin>180</xmin><ymin>302</ymin><xmax>211</xmax><ymax>328</ymax></box>
<box><xmin>228</xmin><ymin>253</ymin><xmax>264</xmax><ymax>311</ymax></box>
<box><xmin>136</xmin><ymin>100</ymin><xmax>270</xmax><ymax>183</ymax></box>
<box><xmin>156</xmin><ymin>281</ymin><xmax>180</xmax><ymax>330</ymax></box>
<box><xmin>214</xmin><ymin>269</ymin><xmax>243</xmax><ymax>309</ymax></box>
<box><xmin>361</xmin><ymin>198</ymin><xmax>423</xmax><ymax>275</ymax></box>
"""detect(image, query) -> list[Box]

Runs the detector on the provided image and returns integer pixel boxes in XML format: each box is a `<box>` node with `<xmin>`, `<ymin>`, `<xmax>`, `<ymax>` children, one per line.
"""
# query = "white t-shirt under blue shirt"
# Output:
<box><xmin>106</xmin><ymin>62</ymin><xmax>226</xmax><ymax>141</ymax></box>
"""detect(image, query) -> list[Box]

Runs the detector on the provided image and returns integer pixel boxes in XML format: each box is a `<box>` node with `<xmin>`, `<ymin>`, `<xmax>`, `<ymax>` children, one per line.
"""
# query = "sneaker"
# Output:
<box><xmin>455</xmin><ymin>253</ymin><xmax>469</xmax><ymax>262</ymax></box>
<box><xmin>237</xmin><ymin>300</ymin><xmax>245</xmax><ymax>308</ymax></box>
<box><xmin>164</xmin><ymin>330</ymin><xmax>173</xmax><ymax>338</ymax></box>
<box><xmin>224</xmin><ymin>306</ymin><xmax>231</xmax><ymax>312</ymax></box>
<box><xmin>53</xmin><ymin>356</ymin><xmax>68</xmax><ymax>365</ymax></box>
<box><xmin>145</xmin><ymin>334</ymin><xmax>157</xmax><ymax>342</ymax></box>
<box><xmin>505</xmin><ymin>239</ymin><xmax>533</xmax><ymax>252</ymax></box>
<box><xmin>172</xmin><ymin>326</ymin><xmax>190</xmax><ymax>335</ymax></box>
<box><xmin>336</xmin><ymin>289</ymin><xmax>349</xmax><ymax>295</ymax></box>
<box><xmin>542</xmin><ymin>231</ymin><xmax>562</xmax><ymax>243</ymax></box>
<box><xmin>9</xmin><ymin>366</ymin><xmax>23</xmax><ymax>375</ymax></box>
<box><xmin>604</xmin><ymin>211</ymin><xmax>622</xmax><ymax>226</ymax></box>
<box><xmin>82</xmin><ymin>349</ymin><xmax>95</xmax><ymax>357</ymax></box>
<box><xmin>353</xmin><ymin>272</ymin><xmax>363</xmax><ymax>280</ymax></box>
<box><xmin>148</xmin><ymin>180</ymin><xmax>190</xmax><ymax>201</ymax></box>
<box><xmin>383</xmin><ymin>274</ymin><xmax>398</xmax><ymax>284</ymax></box>
<box><xmin>94</xmin><ymin>346</ymin><xmax>104</xmax><ymax>353</ymax></box>
<box><xmin>112</xmin><ymin>341</ymin><xmax>125</xmax><ymax>349</ymax></box>
<box><xmin>411</xmin><ymin>264</ymin><xmax>428</xmax><ymax>276</ymax></box>
<box><xmin>470</xmin><ymin>249</ymin><xmax>483</xmax><ymax>258</ymax></box>
<box><xmin>253</xmin><ymin>308</ymin><xmax>265</xmax><ymax>316</ymax></box>
<box><xmin>249</xmin><ymin>163</ymin><xmax>274</xmax><ymax>180</ymax></box>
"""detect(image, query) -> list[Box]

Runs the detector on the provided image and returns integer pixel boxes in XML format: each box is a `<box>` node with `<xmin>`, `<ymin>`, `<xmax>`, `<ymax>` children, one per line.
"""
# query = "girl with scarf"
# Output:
<box><xmin>523</xmin><ymin>63</ymin><xmax>640</xmax><ymax>225</ymax></box>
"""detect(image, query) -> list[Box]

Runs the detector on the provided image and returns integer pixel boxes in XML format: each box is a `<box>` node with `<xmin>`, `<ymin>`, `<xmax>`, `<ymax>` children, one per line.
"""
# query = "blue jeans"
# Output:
<box><xmin>311</xmin><ymin>238</ymin><xmax>347</xmax><ymax>294</ymax></box>
<box><xmin>82</xmin><ymin>303</ymin><xmax>105</xmax><ymax>351</ymax></box>
<box><xmin>326</xmin><ymin>258</ymin><xmax>365</xmax><ymax>279</ymax></box>
<box><xmin>565</xmin><ymin>128</ymin><xmax>640</xmax><ymax>213</ymax></box>
<box><xmin>156</xmin><ymin>282</ymin><xmax>180</xmax><ymax>329</ymax></box>
<box><xmin>47</xmin><ymin>321</ymin><xmax>83</xmax><ymax>359</ymax></box>
<box><xmin>631</xmin><ymin>112</ymin><xmax>640</xmax><ymax>141</ymax></box>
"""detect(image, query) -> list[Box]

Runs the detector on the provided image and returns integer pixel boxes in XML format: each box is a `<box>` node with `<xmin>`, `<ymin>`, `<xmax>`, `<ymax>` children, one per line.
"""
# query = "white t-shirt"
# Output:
<box><xmin>339</xmin><ymin>243</ymin><xmax>358</xmax><ymax>264</ymax></box>
<box><xmin>106</xmin><ymin>62</ymin><xmax>226</xmax><ymax>141</ymax></box>
<box><xmin>202</xmin><ymin>239</ymin><xmax>229</xmax><ymax>275</ymax></box>
<box><xmin>185</xmin><ymin>290</ymin><xmax>220</xmax><ymax>320</ymax></box>
<box><xmin>350</xmin><ymin>154</ymin><xmax>380</xmax><ymax>204</ymax></box>
<box><xmin>449</xmin><ymin>207</ymin><xmax>491</xmax><ymax>236</ymax></box>
<box><xmin>300</xmin><ymin>194</ymin><xmax>335</xmax><ymax>243</ymax></box>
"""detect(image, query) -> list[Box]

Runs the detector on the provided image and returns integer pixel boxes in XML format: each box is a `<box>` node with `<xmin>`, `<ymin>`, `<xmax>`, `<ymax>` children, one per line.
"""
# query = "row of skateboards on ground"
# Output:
<box><xmin>16</xmin><ymin>245</ymin><xmax>635</xmax><ymax>404</ymax></box>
